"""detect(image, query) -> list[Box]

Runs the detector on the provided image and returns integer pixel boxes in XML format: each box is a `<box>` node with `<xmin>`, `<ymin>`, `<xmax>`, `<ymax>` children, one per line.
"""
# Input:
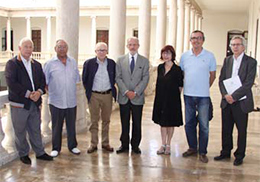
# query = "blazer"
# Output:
<box><xmin>219</xmin><ymin>53</ymin><xmax>257</xmax><ymax>113</ymax></box>
<box><xmin>5</xmin><ymin>54</ymin><xmax>46</xmax><ymax>110</ymax></box>
<box><xmin>116</xmin><ymin>53</ymin><xmax>149</xmax><ymax>105</ymax></box>
<box><xmin>82</xmin><ymin>57</ymin><xmax>117</xmax><ymax>102</ymax></box>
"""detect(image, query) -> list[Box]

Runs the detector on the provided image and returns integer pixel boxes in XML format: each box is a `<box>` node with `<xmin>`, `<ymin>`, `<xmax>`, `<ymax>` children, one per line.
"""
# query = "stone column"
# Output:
<box><xmin>176</xmin><ymin>0</ymin><xmax>185</xmax><ymax>60</ymax></box>
<box><xmin>194</xmin><ymin>11</ymin><xmax>198</xmax><ymax>30</ymax></box>
<box><xmin>168</xmin><ymin>0</ymin><xmax>178</xmax><ymax>49</ymax></box>
<box><xmin>56</xmin><ymin>0</ymin><xmax>80</xmax><ymax>62</ymax></box>
<box><xmin>26</xmin><ymin>16</ymin><xmax>31</xmax><ymax>38</ymax></box>
<box><xmin>155</xmin><ymin>0</ymin><xmax>167</xmax><ymax>59</ymax></box>
<box><xmin>138</xmin><ymin>0</ymin><xmax>151</xmax><ymax>59</ymax></box>
<box><xmin>190</xmin><ymin>6</ymin><xmax>195</xmax><ymax>34</ymax></box>
<box><xmin>6</xmin><ymin>17</ymin><xmax>11</xmax><ymax>51</ymax></box>
<box><xmin>109</xmin><ymin>0</ymin><xmax>126</xmax><ymax>60</ymax></box>
<box><xmin>184</xmin><ymin>1</ymin><xmax>191</xmax><ymax>51</ymax></box>
<box><xmin>91</xmin><ymin>16</ymin><xmax>97</xmax><ymax>53</ymax></box>
<box><xmin>46</xmin><ymin>16</ymin><xmax>52</xmax><ymax>53</ymax></box>
<box><xmin>198</xmin><ymin>15</ymin><xmax>203</xmax><ymax>30</ymax></box>
<box><xmin>41</xmin><ymin>94</ymin><xmax>51</xmax><ymax>137</ymax></box>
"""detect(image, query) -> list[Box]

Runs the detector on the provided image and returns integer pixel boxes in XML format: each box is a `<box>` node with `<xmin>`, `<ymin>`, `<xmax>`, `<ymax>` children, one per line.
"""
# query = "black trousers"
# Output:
<box><xmin>49</xmin><ymin>104</ymin><xmax>78</xmax><ymax>152</ymax></box>
<box><xmin>221</xmin><ymin>102</ymin><xmax>248</xmax><ymax>160</ymax></box>
<box><xmin>119</xmin><ymin>101</ymin><xmax>143</xmax><ymax>149</ymax></box>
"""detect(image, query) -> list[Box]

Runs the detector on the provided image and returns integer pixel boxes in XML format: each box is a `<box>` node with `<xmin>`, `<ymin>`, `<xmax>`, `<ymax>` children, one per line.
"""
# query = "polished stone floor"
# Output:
<box><xmin>1</xmin><ymin>76</ymin><xmax>260</xmax><ymax>182</ymax></box>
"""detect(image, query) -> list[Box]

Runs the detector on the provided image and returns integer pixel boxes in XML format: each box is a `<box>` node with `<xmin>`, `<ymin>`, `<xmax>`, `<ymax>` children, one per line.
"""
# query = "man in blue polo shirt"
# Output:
<box><xmin>180</xmin><ymin>30</ymin><xmax>216</xmax><ymax>163</ymax></box>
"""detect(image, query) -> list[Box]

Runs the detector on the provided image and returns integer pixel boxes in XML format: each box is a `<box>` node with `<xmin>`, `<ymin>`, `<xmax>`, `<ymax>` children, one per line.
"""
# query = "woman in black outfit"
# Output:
<box><xmin>152</xmin><ymin>45</ymin><xmax>183</xmax><ymax>155</ymax></box>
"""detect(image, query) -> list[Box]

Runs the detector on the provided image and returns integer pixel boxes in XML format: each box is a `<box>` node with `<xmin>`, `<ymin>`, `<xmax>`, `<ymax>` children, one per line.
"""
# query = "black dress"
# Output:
<box><xmin>152</xmin><ymin>63</ymin><xmax>183</xmax><ymax>127</ymax></box>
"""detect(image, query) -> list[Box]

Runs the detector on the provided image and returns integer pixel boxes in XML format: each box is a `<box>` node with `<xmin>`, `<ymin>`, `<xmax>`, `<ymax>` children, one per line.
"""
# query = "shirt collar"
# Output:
<box><xmin>129</xmin><ymin>53</ymin><xmax>138</xmax><ymax>61</ymax></box>
<box><xmin>21</xmin><ymin>55</ymin><xmax>32</xmax><ymax>65</ymax></box>
<box><xmin>96</xmin><ymin>57</ymin><xmax>107</xmax><ymax>64</ymax></box>
<box><xmin>190</xmin><ymin>48</ymin><xmax>205</xmax><ymax>56</ymax></box>
<box><xmin>233</xmin><ymin>52</ymin><xmax>244</xmax><ymax>61</ymax></box>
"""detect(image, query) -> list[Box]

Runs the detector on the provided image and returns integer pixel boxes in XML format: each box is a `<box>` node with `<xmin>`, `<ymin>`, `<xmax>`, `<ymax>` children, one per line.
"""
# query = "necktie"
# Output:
<box><xmin>130</xmin><ymin>56</ymin><xmax>135</xmax><ymax>73</ymax></box>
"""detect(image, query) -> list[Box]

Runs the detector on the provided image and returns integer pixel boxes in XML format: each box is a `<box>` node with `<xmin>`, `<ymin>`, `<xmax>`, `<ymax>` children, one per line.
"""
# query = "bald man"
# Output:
<box><xmin>44</xmin><ymin>39</ymin><xmax>81</xmax><ymax>157</ymax></box>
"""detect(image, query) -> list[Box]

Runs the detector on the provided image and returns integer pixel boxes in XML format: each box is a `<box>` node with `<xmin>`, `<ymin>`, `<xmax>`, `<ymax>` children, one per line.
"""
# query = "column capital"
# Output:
<box><xmin>91</xmin><ymin>15</ymin><xmax>96</xmax><ymax>19</ymax></box>
<box><xmin>25</xmin><ymin>16</ymin><xmax>30</xmax><ymax>20</ymax></box>
<box><xmin>185</xmin><ymin>0</ymin><xmax>191</xmax><ymax>6</ymax></box>
<box><xmin>46</xmin><ymin>16</ymin><xmax>52</xmax><ymax>19</ymax></box>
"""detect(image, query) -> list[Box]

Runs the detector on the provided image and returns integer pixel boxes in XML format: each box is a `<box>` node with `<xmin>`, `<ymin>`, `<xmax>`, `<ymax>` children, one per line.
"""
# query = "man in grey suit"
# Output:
<box><xmin>116</xmin><ymin>37</ymin><xmax>149</xmax><ymax>154</ymax></box>
<box><xmin>214</xmin><ymin>35</ymin><xmax>257</xmax><ymax>166</ymax></box>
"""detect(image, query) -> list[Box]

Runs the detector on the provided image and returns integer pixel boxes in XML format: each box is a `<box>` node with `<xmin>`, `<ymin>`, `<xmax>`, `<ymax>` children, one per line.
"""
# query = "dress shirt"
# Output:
<box><xmin>232</xmin><ymin>52</ymin><xmax>244</xmax><ymax>78</ymax></box>
<box><xmin>44</xmin><ymin>56</ymin><xmax>80</xmax><ymax>109</ymax></box>
<box><xmin>21</xmin><ymin>55</ymin><xmax>35</xmax><ymax>91</ymax></box>
<box><xmin>92</xmin><ymin>58</ymin><xmax>111</xmax><ymax>92</ymax></box>
<box><xmin>129</xmin><ymin>53</ymin><xmax>137</xmax><ymax>66</ymax></box>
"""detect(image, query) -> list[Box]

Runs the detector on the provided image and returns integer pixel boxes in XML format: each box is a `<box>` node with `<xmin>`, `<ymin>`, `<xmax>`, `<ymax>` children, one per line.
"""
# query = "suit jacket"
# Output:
<box><xmin>219</xmin><ymin>53</ymin><xmax>257</xmax><ymax>113</ymax></box>
<box><xmin>116</xmin><ymin>53</ymin><xmax>149</xmax><ymax>105</ymax></box>
<box><xmin>82</xmin><ymin>57</ymin><xmax>117</xmax><ymax>102</ymax></box>
<box><xmin>5</xmin><ymin>54</ymin><xmax>46</xmax><ymax>110</ymax></box>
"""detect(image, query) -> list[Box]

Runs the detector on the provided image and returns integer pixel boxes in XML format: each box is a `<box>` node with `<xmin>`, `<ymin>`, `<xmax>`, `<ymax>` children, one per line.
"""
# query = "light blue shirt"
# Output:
<box><xmin>180</xmin><ymin>49</ymin><xmax>216</xmax><ymax>97</ymax></box>
<box><xmin>92</xmin><ymin>58</ymin><xmax>111</xmax><ymax>91</ymax></box>
<box><xmin>44</xmin><ymin>56</ymin><xmax>80</xmax><ymax>109</ymax></box>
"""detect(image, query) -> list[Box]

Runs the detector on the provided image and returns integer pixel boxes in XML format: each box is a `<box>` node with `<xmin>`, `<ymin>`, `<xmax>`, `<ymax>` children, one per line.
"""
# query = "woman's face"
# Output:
<box><xmin>162</xmin><ymin>51</ymin><xmax>172</xmax><ymax>62</ymax></box>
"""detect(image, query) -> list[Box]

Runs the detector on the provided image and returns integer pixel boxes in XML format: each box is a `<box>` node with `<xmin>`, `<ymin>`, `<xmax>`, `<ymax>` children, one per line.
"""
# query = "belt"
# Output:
<box><xmin>92</xmin><ymin>89</ymin><xmax>111</xmax><ymax>94</ymax></box>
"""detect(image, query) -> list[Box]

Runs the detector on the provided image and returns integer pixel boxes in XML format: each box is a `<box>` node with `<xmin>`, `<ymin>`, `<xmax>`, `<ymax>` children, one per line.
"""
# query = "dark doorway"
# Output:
<box><xmin>32</xmin><ymin>30</ymin><xmax>41</xmax><ymax>52</ymax></box>
<box><xmin>2</xmin><ymin>30</ymin><xmax>13</xmax><ymax>51</ymax></box>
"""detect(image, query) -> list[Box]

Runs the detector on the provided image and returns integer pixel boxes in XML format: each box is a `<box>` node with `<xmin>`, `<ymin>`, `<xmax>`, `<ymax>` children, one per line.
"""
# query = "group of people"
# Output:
<box><xmin>5</xmin><ymin>30</ymin><xmax>256</xmax><ymax>167</ymax></box>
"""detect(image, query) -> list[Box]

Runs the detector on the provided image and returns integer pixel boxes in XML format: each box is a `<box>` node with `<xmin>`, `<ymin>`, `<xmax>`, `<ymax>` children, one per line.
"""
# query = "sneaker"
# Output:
<box><xmin>182</xmin><ymin>149</ymin><xmax>197</xmax><ymax>157</ymax></box>
<box><xmin>71</xmin><ymin>148</ymin><xmax>81</xmax><ymax>155</ymax></box>
<box><xmin>199</xmin><ymin>154</ymin><xmax>209</xmax><ymax>163</ymax></box>
<box><xmin>50</xmin><ymin>150</ymin><xmax>59</xmax><ymax>157</ymax></box>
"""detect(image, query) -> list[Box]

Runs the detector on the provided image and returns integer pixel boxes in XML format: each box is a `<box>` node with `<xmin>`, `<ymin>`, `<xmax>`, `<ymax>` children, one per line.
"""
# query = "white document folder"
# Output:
<box><xmin>223</xmin><ymin>76</ymin><xmax>246</xmax><ymax>101</ymax></box>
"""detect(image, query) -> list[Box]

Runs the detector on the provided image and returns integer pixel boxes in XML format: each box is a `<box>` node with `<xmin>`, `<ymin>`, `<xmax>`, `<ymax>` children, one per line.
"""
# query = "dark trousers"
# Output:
<box><xmin>221</xmin><ymin>102</ymin><xmax>248</xmax><ymax>160</ymax></box>
<box><xmin>49</xmin><ymin>104</ymin><xmax>78</xmax><ymax>152</ymax></box>
<box><xmin>119</xmin><ymin>101</ymin><xmax>143</xmax><ymax>149</ymax></box>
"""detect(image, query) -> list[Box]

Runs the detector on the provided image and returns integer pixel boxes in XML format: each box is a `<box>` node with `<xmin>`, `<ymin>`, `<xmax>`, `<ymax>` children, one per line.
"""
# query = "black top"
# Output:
<box><xmin>152</xmin><ymin>63</ymin><xmax>183</xmax><ymax>127</ymax></box>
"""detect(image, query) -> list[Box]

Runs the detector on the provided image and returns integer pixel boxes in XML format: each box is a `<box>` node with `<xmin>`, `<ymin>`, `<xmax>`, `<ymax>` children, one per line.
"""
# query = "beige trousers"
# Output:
<box><xmin>88</xmin><ymin>92</ymin><xmax>113</xmax><ymax>147</ymax></box>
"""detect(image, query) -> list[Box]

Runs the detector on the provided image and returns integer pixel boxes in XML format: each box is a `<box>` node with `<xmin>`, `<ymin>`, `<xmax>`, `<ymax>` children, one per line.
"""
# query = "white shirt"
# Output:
<box><xmin>21</xmin><ymin>55</ymin><xmax>35</xmax><ymax>91</ymax></box>
<box><xmin>232</xmin><ymin>52</ymin><xmax>244</xmax><ymax>78</ymax></box>
<box><xmin>128</xmin><ymin>53</ymin><xmax>138</xmax><ymax>66</ymax></box>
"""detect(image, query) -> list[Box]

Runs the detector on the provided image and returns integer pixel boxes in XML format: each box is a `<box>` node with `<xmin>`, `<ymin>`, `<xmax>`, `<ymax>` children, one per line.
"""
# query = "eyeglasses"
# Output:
<box><xmin>162</xmin><ymin>52</ymin><xmax>172</xmax><ymax>55</ymax></box>
<box><xmin>190</xmin><ymin>37</ymin><xmax>204</xmax><ymax>41</ymax></box>
<box><xmin>96</xmin><ymin>49</ymin><xmax>107</xmax><ymax>53</ymax></box>
<box><xmin>230</xmin><ymin>43</ymin><xmax>243</xmax><ymax>47</ymax></box>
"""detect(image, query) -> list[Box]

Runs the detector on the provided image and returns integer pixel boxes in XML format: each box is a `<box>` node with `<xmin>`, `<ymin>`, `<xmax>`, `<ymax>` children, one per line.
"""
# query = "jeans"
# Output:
<box><xmin>184</xmin><ymin>95</ymin><xmax>210</xmax><ymax>154</ymax></box>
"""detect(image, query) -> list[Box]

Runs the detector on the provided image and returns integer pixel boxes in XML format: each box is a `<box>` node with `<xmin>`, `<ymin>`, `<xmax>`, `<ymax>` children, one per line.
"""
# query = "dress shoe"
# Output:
<box><xmin>214</xmin><ymin>154</ymin><xmax>230</xmax><ymax>161</ymax></box>
<box><xmin>199</xmin><ymin>154</ymin><xmax>209</xmax><ymax>163</ymax></box>
<box><xmin>102</xmin><ymin>145</ymin><xmax>114</xmax><ymax>152</ymax></box>
<box><xmin>132</xmin><ymin>147</ymin><xmax>141</xmax><ymax>154</ymax></box>
<box><xmin>20</xmin><ymin>155</ymin><xmax>31</xmax><ymax>165</ymax></box>
<box><xmin>71</xmin><ymin>148</ymin><xmax>81</xmax><ymax>155</ymax></box>
<box><xmin>87</xmin><ymin>146</ymin><xmax>98</xmax><ymax>153</ymax></box>
<box><xmin>36</xmin><ymin>153</ymin><xmax>53</xmax><ymax>161</ymax></box>
<box><xmin>182</xmin><ymin>149</ymin><xmax>197</xmax><ymax>157</ymax></box>
<box><xmin>233</xmin><ymin>158</ymin><xmax>243</xmax><ymax>166</ymax></box>
<box><xmin>116</xmin><ymin>146</ymin><xmax>129</xmax><ymax>154</ymax></box>
<box><xmin>50</xmin><ymin>150</ymin><xmax>59</xmax><ymax>157</ymax></box>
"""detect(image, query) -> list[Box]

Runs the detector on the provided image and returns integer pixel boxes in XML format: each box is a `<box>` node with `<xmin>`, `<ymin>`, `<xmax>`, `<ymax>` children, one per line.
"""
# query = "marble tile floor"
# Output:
<box><xmin>1</xmin><ymin>78</ymin><xmax>260</xmax><ymax>182</ymax></box>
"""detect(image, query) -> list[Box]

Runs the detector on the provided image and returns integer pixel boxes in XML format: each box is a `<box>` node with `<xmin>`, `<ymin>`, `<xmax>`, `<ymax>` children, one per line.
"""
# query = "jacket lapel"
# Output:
<box><xmin>227</xmin><ymin>56</ymin><xmax>234</xmax><ymax>78</ymax></box>
<box><xmin>124</xmin><ymin>54</ymin><xmax>131</xmax><ymax>75</ymax></box>
<box><xmin>238</xmin><ymin>54</ymin><xmax>247</xmax><ymax>77</ymax></box>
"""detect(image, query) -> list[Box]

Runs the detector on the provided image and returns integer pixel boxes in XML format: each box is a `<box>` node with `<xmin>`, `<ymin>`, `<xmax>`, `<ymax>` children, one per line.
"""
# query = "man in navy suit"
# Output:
<box><xmin>82</xmin><ymin>42</ymin><xmax>116</xmax><ymax>153</ymax></box>
<box><xmin>215</xmin><ymin>35</ymin><xmax>257</xmax><ymax>166</ymax></box>
<box><xmin>5</xmin><ymin>37</ymin><xmax>53</xmax><ymax>165</ymax></box>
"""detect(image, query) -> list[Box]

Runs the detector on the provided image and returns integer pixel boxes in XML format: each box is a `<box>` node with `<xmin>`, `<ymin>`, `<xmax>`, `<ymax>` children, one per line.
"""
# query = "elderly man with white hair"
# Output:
<box><xmin>5</xmin><ymin>37</ymin><xmax>53</xmax><ymax>165</ymax></box>
<box><xmin>82</xmin><ymin>42</ymin><xmax>117</xmax><ymax>153</ymax></box>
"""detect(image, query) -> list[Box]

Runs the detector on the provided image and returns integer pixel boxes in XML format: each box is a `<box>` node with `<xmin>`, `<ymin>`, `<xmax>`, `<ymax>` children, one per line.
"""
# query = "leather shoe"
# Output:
<box><xmin>116</xmin><ymin>146</ymin><xmax>129</xmax><ymax>154</ymax></box>
<box><xmin>214</xmin><ymin>154</ymin><xmax>230</xmax><ymax>161</ymax></box>
<box><xmin>199</xmin><ymin>154</ymin><xmax>209</xmax><ymax>163</ymax></box>
<box><xmin>20</xmin><ymin>155</ymin><xmax>31</xmax><ymax>165</ymax></box>
<box><xmin>87</xmin><ymin>146</ymin><xmax>98</xmax><ymax>153</ymax></box>
<box><xmin>102</xmin><ymin>145</ymin><xmax>114</xmax><ymax>152</ymax></box>
<box><xmin>182</xmin><ymin>149</ymin><xmax>197</xmax><ymax>157</ymax></box>
<box><xmin>233</xmin><ymin>158</ymin><xmax>243</xmax><ymax>166</ymax></box>
<box><xmin>132</xmin><ymin>147</ymin><xmax>141</xmax><ymax>154</ymax></box>
<box><xmin>36</xmin><ymin>153</ymin><xmax>53</xmax><ymax>161</ymax></box>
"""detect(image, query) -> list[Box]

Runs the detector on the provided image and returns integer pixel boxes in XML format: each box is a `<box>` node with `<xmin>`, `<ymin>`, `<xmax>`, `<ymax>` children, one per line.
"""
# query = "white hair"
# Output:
<box><xmin>95</xmin><ymin>42</ymin><xmax>107</xmax><ymax>50</ymax></box>
<box><xmin>127</xmin><ymin>37</ymin><xmax>139</xmax><ymax>45</ymax></box>
<box><xmin>19</xmin><ymin>37</ymin><xmax>34</xmax><ymax>47</ymax></box>
<box><xmin>230</xmin><ymin>35</ymin><xmax>247</xmax><ymax>48</ymax></box>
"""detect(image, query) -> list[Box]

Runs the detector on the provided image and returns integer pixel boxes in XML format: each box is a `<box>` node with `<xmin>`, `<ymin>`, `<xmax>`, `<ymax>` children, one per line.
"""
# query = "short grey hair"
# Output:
<box><xmin>19</xmin><ymin>37</ymin><xmax>34</xmax><ymax>47</ymax></box>
<box><xmin>95</xmin><ymin>42</ymin><xmax>107</xmax><ymax>50</ymax></box>
<box><xmin>127</xmin><ymin>37</ymin><xmax>139</xmax><ymax>45</ymax></box>
<box><xmin>230</xmin><ymin>35</ymin><xmax>247</xmax><ymax>47</ymax></box>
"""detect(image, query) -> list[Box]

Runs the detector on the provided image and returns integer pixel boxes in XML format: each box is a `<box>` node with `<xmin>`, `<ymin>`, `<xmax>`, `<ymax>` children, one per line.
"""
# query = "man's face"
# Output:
<box><xmin>230</xmin><ymin>38</ymin><xmax>245</xmax><ymax>56</ymax></box>
<box><xmin>126</xmin><ymin>38</ymin><xmax>139</xmax><ymax>55</ymax></box>
<box><xmin>19</xmin><ymin>40</ymin><xmax>33</xmax><ymax>60</ymax></box>
<box><xmin>190</xmin><ymin>32</ymin><xmax>204</xmax><ymax>50</ymax></box>
<box><xmin>95</xmin><ymin>44</ymin><xmax>108</xmax><ymax>61</ymax></box>
<box><xmin>55</xmin><ymin>40</ymin><xmax>68</xmax><ymax>58</ymax></box>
